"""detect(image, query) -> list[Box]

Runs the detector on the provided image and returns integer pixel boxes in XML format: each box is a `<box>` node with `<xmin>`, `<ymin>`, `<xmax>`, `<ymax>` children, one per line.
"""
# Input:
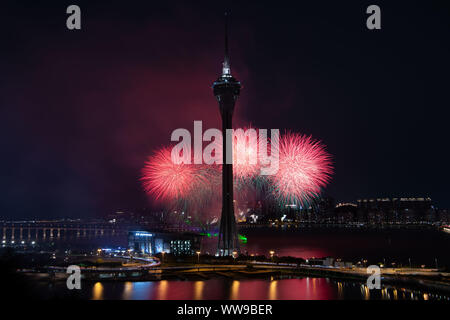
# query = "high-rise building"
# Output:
<box><xmin>213</xmin><ymin>14</ymin><xmax>241</xmax><ymax>256</ymax></box>
<box><xmin>356</xmin><ymin>197</ymin><xmax>433</xmax><ymax>222</ymax></box>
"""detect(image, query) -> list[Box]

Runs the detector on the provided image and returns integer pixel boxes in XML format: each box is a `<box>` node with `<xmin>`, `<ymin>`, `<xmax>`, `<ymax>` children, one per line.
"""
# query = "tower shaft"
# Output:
<box><xmin>217</xmin><ymin>96</ymin><xmax>239</xmax><ymax>256</ymax></box>
<box><xmin>213</xmin><ymin>13</ymin><xmax>241</xmax><ymax>256</ymax></box>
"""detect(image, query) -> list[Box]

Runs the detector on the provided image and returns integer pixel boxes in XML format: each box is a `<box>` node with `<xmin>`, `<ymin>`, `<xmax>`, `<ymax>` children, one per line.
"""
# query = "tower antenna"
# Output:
<box><xmin>222</xmin><ymin>12</ymin><xmax>231</xmax><ymax>76</ymax></box>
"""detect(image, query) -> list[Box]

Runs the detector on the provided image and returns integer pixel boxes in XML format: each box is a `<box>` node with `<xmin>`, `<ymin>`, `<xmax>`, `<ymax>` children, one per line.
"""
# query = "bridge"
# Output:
<box><xmin>0</xmin><ymin>220</ymin><xmax>127</xmax><ymax>243</ymax></box>
<box><xmin>0</xmin><ymin>220</ymin><xmax>205</xmax><ymax>244</ymax></box>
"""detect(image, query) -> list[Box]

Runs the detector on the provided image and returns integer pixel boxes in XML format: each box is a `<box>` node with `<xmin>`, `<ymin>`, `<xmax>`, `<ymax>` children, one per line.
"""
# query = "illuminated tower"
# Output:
<box><xmin>213</xmin><ymin>14</ymin><xmax>241</xmax><ymax>256</ymax></box>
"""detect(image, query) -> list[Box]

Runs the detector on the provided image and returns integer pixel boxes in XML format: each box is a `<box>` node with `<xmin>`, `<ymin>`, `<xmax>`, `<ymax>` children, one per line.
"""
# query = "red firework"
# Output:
<box><xmin>141</xmin><ymin>147</ymin><xmax>215</xmax><ymax>202</ymax></box>
<box><xmin>232</xmin><ymin>128</ymin><xmax>260</xmax><ymax>181</ymax></box>
<box><xmin>141</xmin><ymin>130</ymin><xmax>333</xmax><ymax>211</ymax></box>
<box><xmin>270</xmin><ymin>132</ymin><xmax>333</xmax><ymax>206</ymax></box>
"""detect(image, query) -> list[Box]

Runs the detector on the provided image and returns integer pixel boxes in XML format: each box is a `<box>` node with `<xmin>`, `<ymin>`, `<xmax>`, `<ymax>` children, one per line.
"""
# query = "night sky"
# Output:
<box><xmin>1</xmin><ymin>1</ymin><xmax>449</xmax><ymax>219</ymax></box>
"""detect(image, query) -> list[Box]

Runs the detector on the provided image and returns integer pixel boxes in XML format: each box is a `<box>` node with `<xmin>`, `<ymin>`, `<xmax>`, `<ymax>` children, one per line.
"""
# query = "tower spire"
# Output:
<box><xmin>222</xmin><ymin>12</ymin><xmax>231</xmax><ymax>77</ymax></box>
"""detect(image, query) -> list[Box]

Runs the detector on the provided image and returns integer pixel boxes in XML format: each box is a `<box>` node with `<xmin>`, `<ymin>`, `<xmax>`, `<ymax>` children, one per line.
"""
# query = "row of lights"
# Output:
<box><xmin>2</xmin><ymin>240</ymin><xmax>36</xmax><ymax>245</ymax></box>
<box><xmin>115</xmin><ymin>249</ymin><xmax>278</xmax><ymax>261</ymax></box>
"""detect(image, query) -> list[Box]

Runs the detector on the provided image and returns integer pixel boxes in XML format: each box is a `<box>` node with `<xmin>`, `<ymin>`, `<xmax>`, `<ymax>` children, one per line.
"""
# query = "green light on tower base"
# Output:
<box><xmin>199</xmin><ymin>232</ymin><xmax>247</xmax><ymax>243</ymax></box>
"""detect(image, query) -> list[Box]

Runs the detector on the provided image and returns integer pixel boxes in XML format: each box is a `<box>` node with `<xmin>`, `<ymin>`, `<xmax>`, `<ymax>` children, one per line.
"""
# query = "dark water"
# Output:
<box><xmin>40</xmin><ymin>278</ymin><xmax>450</xmax><ymax>301</ymax></box>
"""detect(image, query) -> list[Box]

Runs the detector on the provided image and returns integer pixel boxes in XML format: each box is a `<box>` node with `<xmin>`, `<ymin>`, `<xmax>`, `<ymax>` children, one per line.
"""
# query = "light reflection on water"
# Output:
<box><xmin>92</xmin><ymin>282</ymin><xmax>103</xmax><ymax>300</ymax></box>
<box><xmin>230</xmin><ymin>280</ymin><xmax>239</xmax><ymax>300</ymax></box>
<box><xmin>61</xmin><ymin>278</ymin><xmax>450</xmax><ymax>300</ymax></box>
<box><xmin>269</xmin><ymin>280</ymin><xmax>277</xmax><ymax>300</ymax></box>
<box><xmin>194</xmin><ymin>281</ymin><xmax>204</xmax><ymax>300</ymax></box>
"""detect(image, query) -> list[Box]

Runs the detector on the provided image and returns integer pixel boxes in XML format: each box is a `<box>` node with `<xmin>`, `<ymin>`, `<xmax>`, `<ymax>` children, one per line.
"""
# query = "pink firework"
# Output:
<box><xmin>141</xmin><ymin>147</ymin><xmax>215</xmax><ymax>203</ymax></box>
<box><xmin>270</xmin><ymin>132</ymin><xmax>333</xmax><ymax>206</ymax></box>
<box><xmin>232</xmin><ymin>127</ymin><xmax>260</xmax><ymax>181</ymax></box>
<box><xmin>212</xmin><ymin>127</ymin><xmax>261</xmax><ymax>181</ymax></box>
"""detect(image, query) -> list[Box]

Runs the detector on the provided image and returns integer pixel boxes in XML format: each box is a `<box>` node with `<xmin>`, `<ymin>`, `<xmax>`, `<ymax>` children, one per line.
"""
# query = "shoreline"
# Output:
<box><xmin>23</xmin><ymin>263</ymin><xmax>450</xmax><ymax>295</ymax></box>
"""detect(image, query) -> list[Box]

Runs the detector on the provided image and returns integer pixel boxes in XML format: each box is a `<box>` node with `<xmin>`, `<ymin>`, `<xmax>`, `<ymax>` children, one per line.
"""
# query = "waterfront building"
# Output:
<box><xmin>127</xmin><ymin>230</ymin><xmax>201</xmax><ymax>255</ymax></box>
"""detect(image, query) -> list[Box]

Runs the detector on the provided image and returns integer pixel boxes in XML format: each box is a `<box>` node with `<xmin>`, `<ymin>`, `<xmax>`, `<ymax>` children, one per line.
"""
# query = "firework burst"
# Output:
<box><xmin>141</xmin><ymin>129</ymin><xmax>334</xmax><ymax>223</ymax></box>
<box><xmin>211</xmin><ymin>127</ymin><xmax>261</xmax><ymax>182</ymax></box>
<box><xmin>269</xmin><ymin>132</ymin><xmax>333</xmax><ymax>207</ymax></box>
<box><xmin>141</xmin><ymin>147</ymin><xmax>217</xmax><ymax>203</ymax></box>
<box><xmin>232</xmin><ymin>127</ymin><xmax>261</xmax><ymax>182</ymax></box>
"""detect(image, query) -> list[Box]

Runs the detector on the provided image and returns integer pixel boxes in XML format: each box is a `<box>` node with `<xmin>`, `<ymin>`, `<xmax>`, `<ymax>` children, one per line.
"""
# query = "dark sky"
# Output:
<box><xmin>1</xmin><ymin>1</ymin><xmax>449</xmax><ymax>219</ymax></box>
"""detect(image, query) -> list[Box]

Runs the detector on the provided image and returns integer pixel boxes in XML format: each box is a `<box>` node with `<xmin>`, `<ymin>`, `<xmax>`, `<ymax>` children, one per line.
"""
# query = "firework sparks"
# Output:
<box><xmin>211</xmin><ymin>127</ymin><xmax>261</xmax><ymax>181</ymax></box>
<box><xmin>141</xmin><ymin>129</ymin><xmax>333</xmax><ymax>222</ymax></box>
<box><xmin>232</xmin><ymin>128</ymin><xmax>261</xmax><ymax>182</ymax></box>
<box><xmin>141</xmin><ymin>147</ymin><xmax>216</xmax><ymax>203</ymax></box>
<box><xmin>269</xmin><ymin>132</ymin><xmax>333</xmax><ymax>206</ymax></box>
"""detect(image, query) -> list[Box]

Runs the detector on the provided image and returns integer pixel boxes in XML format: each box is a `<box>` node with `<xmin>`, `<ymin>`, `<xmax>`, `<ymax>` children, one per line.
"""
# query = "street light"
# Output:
<box><xmin>161</xmin><ymin>251</ymin><xmax>165</xmax><ymax>264</ymax></box>
<box><xmin>127</xmin><ymin>249</ymin><xmax>133</xmax><ymax>261</ymax></box>
<box><xmin>269</xmin><ymin>250</ymin><xmax>275</xmax><ymax>262</ymax></box>
<box><xmin>232</xmin><ymin>251</ymin><xmax>238</xmax><ymax>261</ymax></box>
<box><xmin>196</xmin><ymin>251</ymin><xmax>201</xmax><ymax>272</ymax></box>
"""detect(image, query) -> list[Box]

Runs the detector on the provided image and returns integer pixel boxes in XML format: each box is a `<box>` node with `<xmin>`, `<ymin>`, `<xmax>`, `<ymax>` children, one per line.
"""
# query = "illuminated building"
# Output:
<box><xmin>356</xmin><ymin>197</ymin><xmax>434</xmax><ymax>222</ymax></box>
<box><xmin>127</xmin><ymin>230</ymin><xmax>201</xmax><ymax>255</ymax></box>
<box><xmin>357</xmin><ymin>197</ymin><xmax>432</xmax><ymax>211</ymax></box>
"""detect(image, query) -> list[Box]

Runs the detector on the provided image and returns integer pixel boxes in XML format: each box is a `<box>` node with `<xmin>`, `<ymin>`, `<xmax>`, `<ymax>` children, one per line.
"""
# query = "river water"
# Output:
<box><xmin>39</xmin><ymin>277</ymin><xmax>450</xmax><ymax>300</ymax></box>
